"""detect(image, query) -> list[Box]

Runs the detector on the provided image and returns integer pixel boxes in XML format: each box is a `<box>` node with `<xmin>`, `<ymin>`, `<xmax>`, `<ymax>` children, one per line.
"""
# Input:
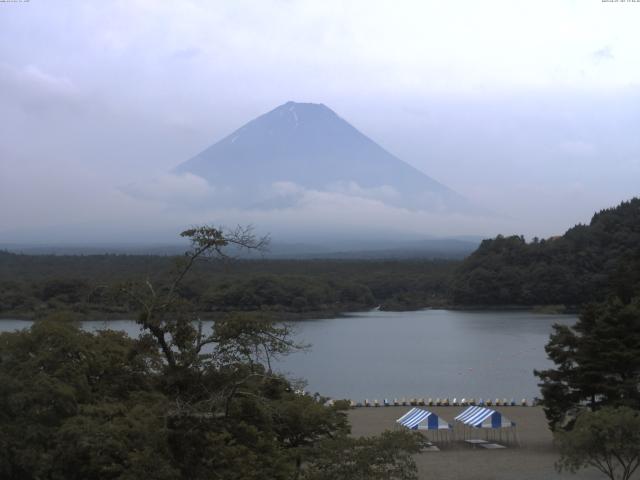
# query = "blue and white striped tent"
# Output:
<box><xmin>455</xmin><ymin>406</ymin><xmax>515</xmax><ymax>429</ymax></box>
<box><xmin>396</xmin><ymin>408</ymin><xmax>452</xmax><ymax>431</ymax></box>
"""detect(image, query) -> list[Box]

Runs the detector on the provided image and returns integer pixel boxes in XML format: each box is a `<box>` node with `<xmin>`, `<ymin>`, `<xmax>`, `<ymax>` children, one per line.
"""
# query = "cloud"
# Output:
<box><xmin>272</xmin><ymin>181</ymin><xmax>306</xmax><ymax>196</ymax></box>
<box><xmin>110</xmin><ymin>177</ymin><xmax>508</xmax><ymax>241</ymax></box>
<box><xmin>1</xmin><ymin>1</ymin><xmax>639</xmax><ymax>244</ymax></box>
<box><xmin>230</xmin><ymin>190</ymin><xmax>508</xmax><ymax>239</ymax></box>
<box><xmin>559</xmin><ymin>140</ymin><xmax>597</xmax><ymax>157</ymax></box>
<box><xmin>204</xmin><ymin>181</ymin><xmax>504</xmax><ymax>238</ymax></box>
<box><xmin>270</xmin><ymin>181</ymin><xmax>399</xmax><ymax>204</ymax></box>
<box><xmin>0</xmin><ymin>63</ymin><xmax>81</xmax><ymax>113</ymax></box>
<box><xmin>326</xmin><ymin>181</ymin><xmax>399</xmax><ymax>201</ymax></box>
<box><xmin>592</xmin><ymin>46</ymin><xmax>614</xmax><ymax>62</ymax></box>
<box><xmin>120</xmin><ymin>173</ymin><xmax>216</xmax><ymax>204</ymax></box>
<box><xmin>171</xmin><ymin>47</ymin><xmax>202</xmax><ymax>61</ymax></box>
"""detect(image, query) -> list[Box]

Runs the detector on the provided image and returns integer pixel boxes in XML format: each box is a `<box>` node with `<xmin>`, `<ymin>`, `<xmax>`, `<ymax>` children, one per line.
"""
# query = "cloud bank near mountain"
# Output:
<box><xmin>1</xmin><ymin>2</ymin><xmax>638</xmax><ymax>244</ymax></box>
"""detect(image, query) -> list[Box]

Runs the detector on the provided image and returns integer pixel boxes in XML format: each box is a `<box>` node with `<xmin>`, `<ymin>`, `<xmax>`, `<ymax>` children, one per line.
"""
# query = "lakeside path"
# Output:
<box><xmin>348</xmin><ymin>406</ymin><xmax>612</xmax><ymax>480</ymax></box>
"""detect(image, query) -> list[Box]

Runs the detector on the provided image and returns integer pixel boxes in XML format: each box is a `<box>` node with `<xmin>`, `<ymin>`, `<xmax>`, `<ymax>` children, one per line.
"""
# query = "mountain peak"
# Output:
<box><xmin>279</xmin><ymin>100</ymin><xmax>329</xmax><ymax>110</ymax></box>
<box><xmin>266</xmin><ymin>101</ymin><xmax>336</xmax><ymax>125</ymax></box>
<box><xmin>174</xmin><ymin>102</ymin><xmax>471</xmax><ymax>213</ymax></box>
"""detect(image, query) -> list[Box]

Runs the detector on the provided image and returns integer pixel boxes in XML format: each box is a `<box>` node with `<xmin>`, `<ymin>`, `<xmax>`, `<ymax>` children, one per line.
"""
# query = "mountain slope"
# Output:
<box><xmin>175</xmin><ymin>101</ymin><xmax>470</xmax><ymax>212</ymax></box>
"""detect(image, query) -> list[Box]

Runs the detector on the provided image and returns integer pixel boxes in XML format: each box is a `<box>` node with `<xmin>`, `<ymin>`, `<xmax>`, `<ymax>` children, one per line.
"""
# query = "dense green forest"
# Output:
<box><xmin>0</xmin><ymin>253</ymin><xmax>456</xmax><ymax>319</ymax></box>
<box><xmin>452</xmin><ymin>198</ymin><xmax>640</xmax><ymax>307</ymax></box>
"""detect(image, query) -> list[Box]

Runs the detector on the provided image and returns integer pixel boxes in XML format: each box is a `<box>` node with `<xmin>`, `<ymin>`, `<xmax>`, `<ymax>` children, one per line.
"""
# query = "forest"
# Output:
<box><xmin>0</xmin><ymin>253</ymin><xmax>456</xmax><ymax>319</ymax></box>
<box><xmin>452</xmin><ymin>198</ymin><xmax>640</xmax><ymax>307</ymax></box>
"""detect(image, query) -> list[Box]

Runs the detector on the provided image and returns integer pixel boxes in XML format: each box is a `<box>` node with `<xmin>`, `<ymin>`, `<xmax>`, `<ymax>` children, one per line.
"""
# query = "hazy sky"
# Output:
<box><xmin>1</xmin><ymin>0</ymin><xmax>639</xmax><ymax>243</ymax></box>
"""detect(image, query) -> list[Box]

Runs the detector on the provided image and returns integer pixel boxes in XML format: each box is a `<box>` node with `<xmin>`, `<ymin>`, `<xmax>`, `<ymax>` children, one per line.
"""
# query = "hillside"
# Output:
<box><xmin>452</xmin><ymin>198</ymin><xmax>640</xmax><ymax>306</ymax></box>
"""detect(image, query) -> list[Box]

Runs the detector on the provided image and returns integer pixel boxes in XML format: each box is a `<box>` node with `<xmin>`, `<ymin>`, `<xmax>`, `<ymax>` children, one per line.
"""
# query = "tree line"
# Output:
<box><xmin>0</xmin><ymin>253</ymin><xmax>455</xmax><ymax>319</ymax></box>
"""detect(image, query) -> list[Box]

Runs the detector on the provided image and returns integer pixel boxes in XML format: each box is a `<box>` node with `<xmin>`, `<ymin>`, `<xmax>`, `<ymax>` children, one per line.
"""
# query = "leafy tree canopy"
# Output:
<box><xmin>535</xmin><ymin>296</ymin><xmax>640</xmax><ymax>430</ymax></box>
<box><xmin>0</xmin><ymin>226</ymin><xmax>424</xmax><ymax>480</ymax></box>
<box><xmin>555</xmin><ymin>406</ymin><xmax>640</xmax><ymax>480</ymax></box>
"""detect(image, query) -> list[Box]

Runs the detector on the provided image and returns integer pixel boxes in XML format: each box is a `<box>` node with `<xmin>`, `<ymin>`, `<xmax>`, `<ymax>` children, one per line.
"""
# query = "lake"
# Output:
<box><xmin>0</xmin><ymin>309</ymin><xmax>576</xmax><ymax>402</ymax></box>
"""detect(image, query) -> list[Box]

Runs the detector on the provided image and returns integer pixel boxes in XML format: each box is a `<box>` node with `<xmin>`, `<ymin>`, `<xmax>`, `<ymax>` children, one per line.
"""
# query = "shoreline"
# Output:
<box><xmin>0</xmin><ymin>304</ymin><xmax>579</xmax><ymax>322</ymax></box>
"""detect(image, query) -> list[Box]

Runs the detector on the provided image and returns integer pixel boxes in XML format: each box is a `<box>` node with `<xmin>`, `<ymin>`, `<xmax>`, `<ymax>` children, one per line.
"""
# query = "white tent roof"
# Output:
<box><xmin>396</xmin><ymin>408</ymin><xmax>452</xmax><ymax>430</ymax></box>
<box><xmin>454</xmin><ymin>406</ymin><xmax>515</xmax><ymax>429</ymax></box>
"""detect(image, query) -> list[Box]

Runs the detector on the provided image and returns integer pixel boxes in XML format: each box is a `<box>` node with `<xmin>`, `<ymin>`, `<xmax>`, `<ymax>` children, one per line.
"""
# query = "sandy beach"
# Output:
<box><xmin>348</xmin><ymin>406</ymin><xmax>614</xmax><ymax>480</ymax></box>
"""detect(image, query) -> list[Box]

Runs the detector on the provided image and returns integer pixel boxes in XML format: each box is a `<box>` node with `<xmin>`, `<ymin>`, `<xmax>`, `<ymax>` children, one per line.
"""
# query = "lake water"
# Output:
<box><xmin>0</xmin><ymin>309</ymin><xmax>576</xmax><ymax>402</ymax></box>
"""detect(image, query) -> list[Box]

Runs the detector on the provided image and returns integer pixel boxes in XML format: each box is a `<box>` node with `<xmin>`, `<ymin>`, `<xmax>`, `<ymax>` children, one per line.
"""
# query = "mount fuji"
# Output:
<box><xmin>174</xmin><ymin>101</ymin><xmax>471</xmax><ymax>212</ymax></box>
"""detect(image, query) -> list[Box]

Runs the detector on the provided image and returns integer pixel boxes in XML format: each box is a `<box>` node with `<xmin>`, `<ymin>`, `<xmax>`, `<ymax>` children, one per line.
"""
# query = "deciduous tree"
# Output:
<box><xmin>556</xmin><ymin>407</ymin><xmax>640</xmax><ymax>480</ymax></box>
